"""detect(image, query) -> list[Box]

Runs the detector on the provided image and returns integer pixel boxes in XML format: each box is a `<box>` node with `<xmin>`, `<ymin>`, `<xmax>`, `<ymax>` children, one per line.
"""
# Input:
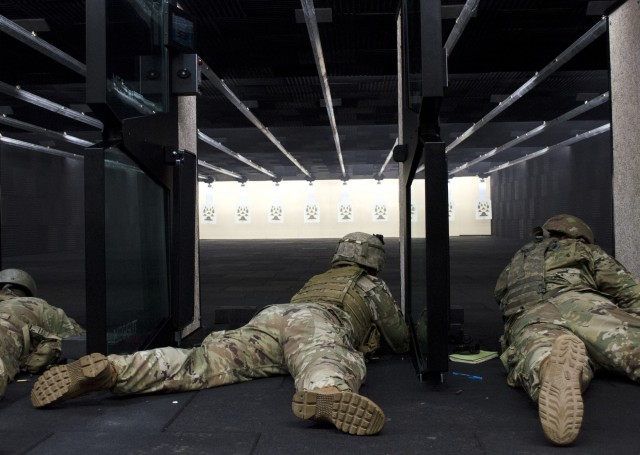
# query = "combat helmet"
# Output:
<box><xmin>0</xmin><ymin>268</ymin><xmax>37</xmax><ymax>297</ymax></box>
<box><xmin>542</xmin><ymin>214</ymin><xmax>594</xmax><ymax>244</ymax></box>
<box><xmin>332</xmin><ymin>232</ymin><xmax>386</xmax><ymax>272</ymax></box>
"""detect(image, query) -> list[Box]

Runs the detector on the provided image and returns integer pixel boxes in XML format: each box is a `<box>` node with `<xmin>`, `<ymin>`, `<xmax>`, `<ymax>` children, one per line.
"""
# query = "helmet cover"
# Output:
<box><xmin>332</xmin><ymin>232</ymin><xmax>386</xmax><ymax>272</ymax></box>
<box><xmin>0</xmin><ymin>268</ymin><xmax>37</xmax><ymax>297</ymax></box>
<box><xmin>542</xmin><ymin>214</ymin><xmax>594</xmax><ymax>244</ymax></box>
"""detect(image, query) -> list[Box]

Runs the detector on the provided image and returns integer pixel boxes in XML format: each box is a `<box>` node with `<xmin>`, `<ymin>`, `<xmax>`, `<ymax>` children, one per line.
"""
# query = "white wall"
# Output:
<box><xmin>199</xmin><ymin>176</ymin><xmax>491</xmax><ymax>239</ymax></box>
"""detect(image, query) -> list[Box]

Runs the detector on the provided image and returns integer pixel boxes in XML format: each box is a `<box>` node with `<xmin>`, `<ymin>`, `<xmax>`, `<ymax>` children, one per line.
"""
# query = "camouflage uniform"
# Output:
<box><xmin>496</xmin><ymin>235</ymin><xmax>640</xmax><ymax>401</ymax></box>
<box><xmin>108</xmin><ymin>262</ymin><xmax>409</xmax><ymax>395</ymax></box>
<box><xmin>0</xmin><ymin>293</ymin><xmax>85</xmax><ymax>398</ymax></box>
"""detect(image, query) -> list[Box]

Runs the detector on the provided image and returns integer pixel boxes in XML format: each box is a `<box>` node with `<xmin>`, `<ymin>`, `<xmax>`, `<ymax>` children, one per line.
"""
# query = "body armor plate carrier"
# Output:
<box><xmin>291</xmin><ymin>264</ymin><xmax>372</xmax><ymax>347</ymax></box>
<box><xmin>502</xmin><ymin>237</ymin><xmax>558</xmax><ymax>317</ymax></box>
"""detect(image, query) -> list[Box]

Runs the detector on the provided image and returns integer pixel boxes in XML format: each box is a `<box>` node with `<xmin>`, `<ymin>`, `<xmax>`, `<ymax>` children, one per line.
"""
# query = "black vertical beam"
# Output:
<box><xmin>0</xmin><ymin>155</ymin><xmax>3</xmax><ymax>269</ymax></box>
<box><xmin>420</xmin><ymin>0</ymin><xmax>449</xmax><ymax>375</ymax></box>
<box><xmin>423</xmin><ymin>141</ymin><xmax>450</xmax><ymax>373</ymax></box>
<box><xmin>86</xmin><ymin>0</ymin><xmax>108</xmax><ymax>109</ymax></box>
<box><xmin>171</xmin><ymin>152</ymin><xmax>197</xmax><ymax>331</ymax></box>
<box><xmin>85</xmin><ymin>146</ymin><xmax>107</xmax><ymax>354</ymax></box>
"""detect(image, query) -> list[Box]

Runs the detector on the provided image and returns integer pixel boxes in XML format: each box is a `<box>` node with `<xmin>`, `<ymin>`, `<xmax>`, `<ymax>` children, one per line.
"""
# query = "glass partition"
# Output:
<box><xmin>105</xmin><ymin>0</ymin><xmax>169</xmax><ymax>119</ymax></box>
<box><xmin>104</xmin><ymin>146</ymin><xmax>170</xmax><ymax>353</ymax></box>
<box><xmin>403</xmin><ymin>0</ymin><xmax>422</xmax><ymax>113</ymax></box>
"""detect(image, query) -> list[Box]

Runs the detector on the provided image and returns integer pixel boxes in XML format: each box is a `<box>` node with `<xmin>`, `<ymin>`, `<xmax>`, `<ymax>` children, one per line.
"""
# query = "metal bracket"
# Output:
<box><xmin>166</xmin><ymin>148</ymin><xmax>185</xmax><ymax>166</ymax></box>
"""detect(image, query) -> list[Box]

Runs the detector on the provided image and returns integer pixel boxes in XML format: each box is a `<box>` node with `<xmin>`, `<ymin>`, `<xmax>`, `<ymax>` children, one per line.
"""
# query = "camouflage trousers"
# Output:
<box><xmin>500</xmin><ymin>291</ymin><xmax>640</xmax><ymax>401</ymax></box>
<box><xmin>109</xmin><ymin>303</ymin><xmax>367</xmax><ymax>395</ymax></box>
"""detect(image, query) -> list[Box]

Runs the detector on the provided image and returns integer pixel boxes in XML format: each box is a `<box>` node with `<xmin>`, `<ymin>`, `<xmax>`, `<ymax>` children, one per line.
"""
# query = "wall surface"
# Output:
<box><xmin>199</xmin><ymin>176</ymin><xmax>491</xmax><ymax>239</ymax></box>
<box><xmin>491</xmin><ymin>131</ymin><xmax>613</xmax><ymax>254</ymax></box>
<box><xmin>610</xmin><ymin>0</ymin><xmax>640</xmax><ymax>276</ymax></box>
<box><xmin>0</xmin><ymin>146</ymin><xmax>85</xmax><ymax>257</ymax></box>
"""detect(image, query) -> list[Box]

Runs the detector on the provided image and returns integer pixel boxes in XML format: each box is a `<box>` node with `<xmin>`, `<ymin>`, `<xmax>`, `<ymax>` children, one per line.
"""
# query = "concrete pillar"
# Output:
<box><xmin>609</xmin><ymin>0</ymin><xmax>640</xmax><ymax>276</ymax></box>
<box><xmin>177</xmin><ymin>95</ymin><xmax>201</xmax><ymax>338</ymax></box>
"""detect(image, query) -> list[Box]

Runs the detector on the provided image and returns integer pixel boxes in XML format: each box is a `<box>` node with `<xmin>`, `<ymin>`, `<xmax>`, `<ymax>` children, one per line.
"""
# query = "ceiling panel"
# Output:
<box><xmin>0</xmin><ymin>0</ymin><xmax>613</xmax><ymax>181</ymax></box>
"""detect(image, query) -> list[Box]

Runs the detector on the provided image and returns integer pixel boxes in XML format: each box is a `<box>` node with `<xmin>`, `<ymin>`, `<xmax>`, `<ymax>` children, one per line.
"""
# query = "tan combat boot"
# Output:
<box><xmin>31</xmin><ymin>353</ymin><xmax>117</xmax><ymax>408</ymax></box>
<box><xmin>291</xmin><ymin>386</ymin><xmax>385</xmax><ymax>435</ymax></box>
<box><xmin>538</xmin><ymin>334</ymin><xmax>588</xmax><ymax>446</ymax></box>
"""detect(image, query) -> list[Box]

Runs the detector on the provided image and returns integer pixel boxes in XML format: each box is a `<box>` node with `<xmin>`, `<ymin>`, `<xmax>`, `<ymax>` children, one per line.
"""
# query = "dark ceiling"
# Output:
<box><xmin>0</xmin><ymin>0</ymin><xmax>613</xmax><ymax>181</ymax></box>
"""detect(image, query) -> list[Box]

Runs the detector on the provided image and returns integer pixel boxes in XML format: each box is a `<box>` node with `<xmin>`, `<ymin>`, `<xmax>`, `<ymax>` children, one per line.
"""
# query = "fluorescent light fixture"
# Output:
<box><xmin>300</xmin><ymin>0</ymin><xmax>346</xmax><ymax>178</ymax></box>
<box><xmin>487</xmin><ymin>123</ymin><xmax>611</xmax><ymax>173</ymax></box>
<box><xmin>198</xmin><ymin>130</ymin><xmax>278</xmax><ymax>179</ymax></box>
<box><xmin>0</xmin><ymin>81</ymin><xmax>103</xmax><ymax>129</ymax></box>
<box><xmin>0</xmin><ymin>115</ymin><xmax>94</xmax><ymax>147</ymax></box>
<box><xmin>444</xmin><ymin>0</ymin><xmax>480</xmax><ymax>56</ymax></box>
<box><xmin>446</xmin><ymin>17</ymin><xmax>607</xmax><ymax>153</ymax></box>
<box><xmin>199</xmin><ymin>62</ymin><xmax>312</xmax><ymax>179</ymax></box>
<box><xmin>377</xmin><ymin>137</ymin><xmax>399</xmax><ymax>178</ymax></box>
<box><xmin>0</xmin><ymin>16</ymin><xmax>86</xmax><ymax>76</ymax></box>
<box><xmin>197</xmin><ymin>159</ymin><xmax>244</xmax><ymax>180</ymax></box>
<box><xmin>449</xmin><ymin>92</ymin><xmax>609</xmax><ymax>175</ymax></box>
<box><xmin>0</xmin><ymin>134</ymin><xmax>82</xmax><ymax>159</ymax></box>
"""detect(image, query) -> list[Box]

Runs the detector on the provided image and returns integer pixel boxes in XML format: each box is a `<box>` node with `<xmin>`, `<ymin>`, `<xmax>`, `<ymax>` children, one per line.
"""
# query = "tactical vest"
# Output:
<box><xmin>290</xmin><ymin>264</ymin><xmax>372</xmax><ymax>345</ymax></box>
<box><xmin>502</xmin><ymin>237</ymin><xmax>558</xmax><ymax>317</ymax></box>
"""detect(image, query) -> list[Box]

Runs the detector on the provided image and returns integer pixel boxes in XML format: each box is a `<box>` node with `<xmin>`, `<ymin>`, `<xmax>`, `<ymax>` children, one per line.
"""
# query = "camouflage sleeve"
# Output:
<box><xmin>363</xmin><ymin>277</ymin><xmax>410</xmax><ymax>354</ymax></box>
<box><xmin>589</xmin><ymin>244</ymin><xmax>640</xmax><ymax>310</ymax></box>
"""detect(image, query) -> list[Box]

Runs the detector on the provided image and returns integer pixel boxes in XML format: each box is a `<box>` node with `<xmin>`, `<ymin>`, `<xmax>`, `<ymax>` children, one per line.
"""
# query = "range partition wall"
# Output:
<box><xmin>85</xmin><ymin>0</ymin><xmax>199</xmax><ymax>353</ymax></box>
<box><xmin>398</xmin><ymin>0</ymin><xmax>450</xmax><ymax>380</ymax></box>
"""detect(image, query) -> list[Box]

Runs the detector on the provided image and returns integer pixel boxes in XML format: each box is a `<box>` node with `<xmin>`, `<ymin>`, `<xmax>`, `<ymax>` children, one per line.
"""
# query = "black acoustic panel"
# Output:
<box><xmin>0</xmin><ymin>145</ymin><xmax>84</xmax><ymax>257</ymax></box>
<box><xmin>491</xmin><ymin>132</ymin><xmax>613</xmax><ymax>254</ymax></box>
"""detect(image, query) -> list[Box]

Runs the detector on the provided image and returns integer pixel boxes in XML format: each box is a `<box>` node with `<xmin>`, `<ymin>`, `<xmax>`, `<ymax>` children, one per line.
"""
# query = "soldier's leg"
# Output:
<box><xmin>560</xmin><ymin>296</ymin><xmax>640</xmax><ymax>381</ymax></box>
<box><xmin>503</xmin><ymin>303</ymin><xmax>593</xmax><ymax>446</ymax></box>
<box><xmin>112</xmin><ymin>307</ymin><xmax>288</xmax><ymax>394</ymax></box>
<box><xmin>503</xmin><ymin>321</ymin><xmax>592</xmax><ymax>446</ymax></box>
<box><xmin>538</xmin><ymin>334</ymin><xmax>589</xmax><ymax>446</ymax></box>
<box><xmin>32</xmin><ymin>306</ymin><xmax>289</xmax><ymax>406</ymax></box>
<box><xmin>284</xmin><ymin>304</ymin><xmax>384</xmax><ymax>435</ymax></box>
<box><xmin>502</xmin><ymin>305</ymin><xmax>594</xmax><ymax>401</ymax></box>
<box><xmin>282</xmin><ymin>305</ymin><xmax>366</xmax><ymax>392</ymax></box>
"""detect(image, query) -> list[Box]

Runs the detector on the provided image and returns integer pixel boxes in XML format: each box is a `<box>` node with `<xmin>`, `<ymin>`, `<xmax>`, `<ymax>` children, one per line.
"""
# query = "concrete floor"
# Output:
<box><xmin>1</xmin><ymin>236</ymin><xmax>639</xmax><ymax>454</ymax></box>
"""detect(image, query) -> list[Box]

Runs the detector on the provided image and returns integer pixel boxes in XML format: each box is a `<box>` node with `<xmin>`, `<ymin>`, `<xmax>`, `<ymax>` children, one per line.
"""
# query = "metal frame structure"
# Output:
<box><xmin>84</xmin><ymin>0</ymin><xmax>198</xmax><ymax>353</ymax></box>
<box><xmin>399</xmin><ymin>0</ymin><xmax>450</xmax><ymax>379</ymax></box>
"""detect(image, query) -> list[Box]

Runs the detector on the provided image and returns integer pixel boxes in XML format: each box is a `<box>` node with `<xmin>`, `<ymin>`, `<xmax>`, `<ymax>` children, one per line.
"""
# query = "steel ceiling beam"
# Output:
<box><xmin>198</xmin><ymin>130</ymin><xmax>278</xmax><ymax>180</ymax></box>
<box><xmin>0</xmin><ymin>114</ymin><xmax>95</xmax><ymax>147</ymax></box>
<box><xmin>300</xmin><ymin>0</ymin><xmax>346</xmax><ymax>179</ymax></box>
<box><xmin>449</xmin><ymin>91</ymin><xmax>610</xmax><ymax>175</ymax></box>
<box><xmin>487</xmin><ymin>123</ymin><xmax>611</xmax><ymax>173</ymax></box>
<box><xmin>444</xmin><ymin>0</ymin><xmax>480</xmax><ymax>56</ymax></box>
<box><xmin>376</xmin><ymin>137</ymin><xmax>398</xmax><ymax>179</ymax></box>
<box><xmin>0</xmin><ymin>134</ymin><xmax>82</xmax><ymax>159</ymax></box>
<box><xmin>0</xmin><ymin>80</ymin><xmax>103</xmax><ymax>129</ymax></box>
<box><xmin>0</xmin><ymin>15</ymin><xmax>86</xmax><ymax>76</ymax></box>
<box><xmin>446</xmin><ymin>17</ymin><xmax>607</xmax><ymax>153</ymax></box>
<box><xmin>199</xmin><ymin>62</ymin><xmax>312</xmax><ymax>179</ymax></box>
<box><xmin>197</xmin><ymin>159</ymin><xmax>244</xmax><ymax>180</ymax></box>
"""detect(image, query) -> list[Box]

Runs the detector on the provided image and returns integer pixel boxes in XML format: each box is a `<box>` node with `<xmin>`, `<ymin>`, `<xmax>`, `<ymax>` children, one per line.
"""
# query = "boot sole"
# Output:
<box><xmin>292</xmin><ymin>390</ymin><xmax>385</xmax><ymax>435</ymax></box>
<box><xmin>31</xmin><ymin>353</ymin><xmax>113</xmax><ymax>408</ymax></box>
<box><xmin>538</xmin><ymin>335</ymin><xmax>587</xmax><ymax>446</ymax></box>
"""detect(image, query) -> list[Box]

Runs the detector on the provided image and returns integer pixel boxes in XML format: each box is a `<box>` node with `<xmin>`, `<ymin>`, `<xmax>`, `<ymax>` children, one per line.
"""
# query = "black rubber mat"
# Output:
<box><xmin>2</xmin><ymin>237</ymin><xmax>638</xmax><ymax>454</ymax></box>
